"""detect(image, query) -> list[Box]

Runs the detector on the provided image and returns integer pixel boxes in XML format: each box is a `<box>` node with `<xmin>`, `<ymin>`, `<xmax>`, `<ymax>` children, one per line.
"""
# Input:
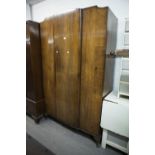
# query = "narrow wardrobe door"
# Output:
<box><xmin>40</xmin><ymin>19</ymin><xmax>56</xmax><ymax>117</ymax></box>
<box><xmin>80</xmin><ymin>7</ymin><xmax>108</xmax><ymax>137</ymax></box>
<box><xmin>54</xmin><ymin>10</ymin><xmax>81</xmax><ymax>128</ymax></box>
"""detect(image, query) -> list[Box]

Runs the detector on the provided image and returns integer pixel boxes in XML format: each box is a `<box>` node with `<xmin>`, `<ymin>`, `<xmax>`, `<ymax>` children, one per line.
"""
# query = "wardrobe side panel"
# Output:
<box><xmin>103</xmin><ymin>9</ymin><xmax>117</xmax><ymax>97</ymax></box>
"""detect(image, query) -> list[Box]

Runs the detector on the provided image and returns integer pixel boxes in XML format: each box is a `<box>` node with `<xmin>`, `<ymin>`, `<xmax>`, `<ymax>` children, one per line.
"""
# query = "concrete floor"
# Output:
<box><xmin>26</xmin><ymin>116</ymin><xmax>125</xmax><ymax>155</ymax></box>
<box><xmin>27</xmin><ymin>134</ymin><xmax>55</xmax><ymax>155</ymax></box>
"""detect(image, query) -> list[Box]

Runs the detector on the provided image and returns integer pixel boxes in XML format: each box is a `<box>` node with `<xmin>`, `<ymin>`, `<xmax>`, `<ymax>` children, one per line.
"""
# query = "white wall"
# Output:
<box><xmin>26</xmin><ymin>3</ymin><xmax>31</xmax><ymax>20</ymax></box>
<box><xmin>32</xmin><ymin>0</ymin><xmax>128</xmax><ymax>49</ymax></box>
<box><xmin>31</xmin><ymin>0</ymin><xmax>129</xmax><ymax>92</ymax></box>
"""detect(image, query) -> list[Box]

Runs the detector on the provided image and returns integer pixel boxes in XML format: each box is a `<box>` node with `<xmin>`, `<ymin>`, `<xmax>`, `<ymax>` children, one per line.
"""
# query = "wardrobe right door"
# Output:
<box><xmin>80</xmin><ymin>7</ymin><xmax>108</xmax><ymax>137</ymax></box>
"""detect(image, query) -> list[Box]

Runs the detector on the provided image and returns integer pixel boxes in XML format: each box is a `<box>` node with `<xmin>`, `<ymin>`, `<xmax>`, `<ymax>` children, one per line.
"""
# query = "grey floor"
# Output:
<box><xmin>27</xmin><ymin>134</ymin><xmax>55</xmax><ymax>155</ymax></box>
<box><xmin>26</xmin><ymin>116</ymin><xmax>125</xmax><ymax>155</ymax></box>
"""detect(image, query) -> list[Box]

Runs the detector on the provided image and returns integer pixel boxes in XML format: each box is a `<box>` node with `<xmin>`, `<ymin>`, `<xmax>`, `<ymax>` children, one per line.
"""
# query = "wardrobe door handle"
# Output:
<box><xmin>109</xmin><ymin>50</ymin><xmax>116</xmax><ymax>56</ymax></box>
<box><xmin>56</xmin><ymin>50</ymin><xmax>59</xmax><ymax>54</ymax></box>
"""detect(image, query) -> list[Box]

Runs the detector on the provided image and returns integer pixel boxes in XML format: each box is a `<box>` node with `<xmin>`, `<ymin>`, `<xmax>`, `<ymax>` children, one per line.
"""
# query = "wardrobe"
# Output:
<box><xmin>26</xmin><ymin>21</ymin><xmax>44</xmax><ymax>123</ymax></box>
<box><xmin>40</xmin><ymin>6</ymin><xmax>117</xmax><ymax>142</ymax></box>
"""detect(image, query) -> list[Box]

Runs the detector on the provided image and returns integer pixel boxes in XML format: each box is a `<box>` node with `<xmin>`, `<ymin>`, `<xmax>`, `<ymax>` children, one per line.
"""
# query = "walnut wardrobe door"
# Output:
<box><xmin>54</xmin><ymin>10</ymin><xmax>81</xmax><ymax>128</ymax></box>
<box><xmin>80</xmin><ymin>7</ymin><xmax>108</xmax><ymax>137</ymax></box>
<box><xmin>40</xmin><ymin>19</ymin><xmax>56</xmax><ymax>117</ymax></box>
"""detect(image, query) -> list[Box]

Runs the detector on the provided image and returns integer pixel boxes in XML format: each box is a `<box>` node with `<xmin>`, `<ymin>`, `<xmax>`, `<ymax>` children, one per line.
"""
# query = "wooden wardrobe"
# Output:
<box><xmin>40</xmin><ymin>6</ymin><xmax>117</xmax><ymax>142</ymax></box>
<box><xmin>26</xmin><ymin>21</ymin><xmax>44</xmax><ymax>123</ymax></box>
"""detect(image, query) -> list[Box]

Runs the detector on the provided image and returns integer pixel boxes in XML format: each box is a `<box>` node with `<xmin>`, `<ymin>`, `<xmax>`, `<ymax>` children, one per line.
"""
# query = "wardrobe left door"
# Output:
<box><xmin>54</xmin><ymin>10</ymin><xmax>81</xmax><ymax>128</ymax></box>
<box><xmin>40</xmin><ymin>19</ymin><xmax>56</xmax><ymax>118</ymax></box>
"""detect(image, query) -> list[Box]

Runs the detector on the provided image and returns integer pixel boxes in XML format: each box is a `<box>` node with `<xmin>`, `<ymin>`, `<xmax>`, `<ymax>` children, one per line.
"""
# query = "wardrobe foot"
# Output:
<box><xmin>93</xmin><ymin>135</ymin><xmax>101</xmax><ymax>147</ymax></box>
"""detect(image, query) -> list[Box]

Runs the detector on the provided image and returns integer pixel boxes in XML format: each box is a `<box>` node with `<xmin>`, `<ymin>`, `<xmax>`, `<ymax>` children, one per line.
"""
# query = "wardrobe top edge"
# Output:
<box><xmin>41</xmin><ymin>6</ymin><xmax>110</xmax><ymax>22</ymax></box>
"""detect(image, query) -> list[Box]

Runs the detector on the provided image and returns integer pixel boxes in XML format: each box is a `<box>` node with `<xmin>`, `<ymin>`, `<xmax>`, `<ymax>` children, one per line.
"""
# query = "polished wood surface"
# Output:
<box><xmin>26</xmin><ymin>21</ymin><xmax>44</xmax><ymax>122</ymax></box>
<box><xmin>41</xmin><ymin>10</ymin><xmax>81</xmax><ymax>128</ymax></box>
<box><xmin>40</xmin><ymin>6</ymin><xmax>117</xmax><ymax>141</ymax></box>
<box><xmin>40</xmin><ymin>18</ymin><xmax>56</xmax><ymax>118</ymax></box>
<box><xmin>54</xmin><ymin>10</ymin><xmax>81</xmax><ymax>127</ymax></box>
<box><xmin>26</xmin><ymin>26</ymin><xmax>34</xmax><ymax>100</ymax></box>
<box><xmin>80</xmin><ymin>7</ymin><xmax>108</xmax><ymax>136</ymax></box>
